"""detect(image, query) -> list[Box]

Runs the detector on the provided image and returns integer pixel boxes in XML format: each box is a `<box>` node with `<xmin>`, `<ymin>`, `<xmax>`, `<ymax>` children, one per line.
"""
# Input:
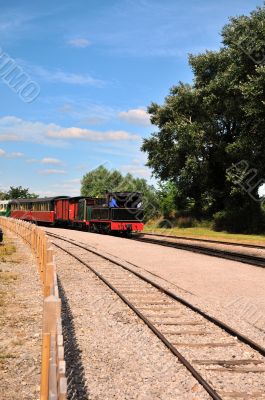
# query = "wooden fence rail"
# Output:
<box><xmin>0</xmin><ymin>217</ymin><xmax>67</xmax><ymax>400</ymax></box>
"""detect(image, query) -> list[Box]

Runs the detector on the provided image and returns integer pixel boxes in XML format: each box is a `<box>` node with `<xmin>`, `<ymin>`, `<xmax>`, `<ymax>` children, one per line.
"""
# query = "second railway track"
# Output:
<box><xmin>136</xmin><ymin>233</ymin><xmax>265</xmax><ymax>268</ymax></box>
<box><xmin>48</xmin><ymin>231</ymin><xmax>265</xmax><ymax>400</ymax></box>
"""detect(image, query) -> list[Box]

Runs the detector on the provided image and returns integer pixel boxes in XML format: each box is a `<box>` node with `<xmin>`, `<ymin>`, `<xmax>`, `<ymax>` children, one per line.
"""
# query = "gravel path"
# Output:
<box><xmin>45</xmin><ymin>228</ymin><xmax>265</xmax><ymax>351</ymax></box>
<box><xmin>0</xmin><ymin>229</ymin><xmax>42</xmax><ymax>400</ymax></box>
<box><xmin>53</xmin><ymin>241</ymin><xmax>211</xmax><ymax>400</ymax></box>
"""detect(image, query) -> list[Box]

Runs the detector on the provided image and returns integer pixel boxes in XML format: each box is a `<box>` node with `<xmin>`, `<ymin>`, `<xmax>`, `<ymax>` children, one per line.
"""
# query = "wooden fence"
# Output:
<box><xmin>0</xmin><ymin>217</ymin><xmax>67</xmax><ymax>400</ymax></box>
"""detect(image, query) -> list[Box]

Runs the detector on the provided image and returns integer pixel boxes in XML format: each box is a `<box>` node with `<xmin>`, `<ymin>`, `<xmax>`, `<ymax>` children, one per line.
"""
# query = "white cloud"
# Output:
<box><xmin>39</xmin><ymin>169</ymin><xmax>66</xmax><ymax>175</ymax></box>
<box><xmin>41</xmin><ymin>157</ymin><xmax>63</xmax><ymax>165</ymax></box>
<box><xmin>0</xmin><ymin>10</ymin><xmax>44</xmax><ymax>36</ymax></box>
<box><xmin>27</xmin><ymin>64</ymin><xmax>103</xmax><ymax>86</ymax></box>
<box><xmin>0</xmin><ymin>147</ymin><xmax>24</xmax><ymax>158</ymax></box>
<box><xmin>47</xmin><ymin>127</ymin><xmax>140</xmax><ymax>141</ymax></box>
<box><xmin>26</xmin><ymin>158</ymin><xmax>38</xmax><ymax>163</ymax></box>
<box><xmin>120</xmin><ymin>158</ymin><xmax>151</xmax><ymax>178</ymax></box>
<box><xmin>34</xmin><ymin>177</ymin><xmax>81</xmax><ymax>197</ymax></box>
<box><xmin>118</xmin><ymin>108</ymin><xmax>151</xmax><ymax>126</ymax></box>
<box><xmin>26</xmin><ymin>157</ymin><xmax>63</xmax><ymax>165</ymax></box>
<box><xmin>0</xmin><ymin>116</ymin><xmax>61</xmax><ymax>145</ymax></box>
<box><xmin>7</xmin><ymin>152</ymin><xmax>24</xmax><ymax>158</ymax></box>
<box><xmin>51</xmin><ymin>182</ymin><xmax>78</xmax><ymax>189</ymax></box>
<box><xmin>65</xmin><ymin>178</ymin><xmax>81</xmax><ymax>184</ymax></box>
<box><xmin>35</xmin><ymin>187</ymin><xmax>80</xmax><ymax>197</ymax></box>
<box><xmin>59</xmin><ymin>104</ymin><xmax>73</xmax><ymax>113</ymax></box>
<box><xmin>67</xmin><ymin>38</ymin><xmax>91</xmax><ymax>48</ymax></box>
<box><xmin>122</xmin><ymin>165</ymin><xmax>150</xmax><ymax>177</ymax></box>
<box><xmin>0</xmin><ymin>134</ymin><xmax>22</xmax><ymax>141</ymax></box>
<box><xmin>58</xmin><ymin>101</ymin><xmax>116</xmax><ymax>125</ymax></box>
<box><xmin>0</xmin><ymin>116</ymin><xmax>139</xmax><ymax>145</ymax></box>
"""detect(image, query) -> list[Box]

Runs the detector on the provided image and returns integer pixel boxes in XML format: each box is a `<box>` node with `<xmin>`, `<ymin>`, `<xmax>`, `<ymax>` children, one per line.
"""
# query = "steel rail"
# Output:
<box><xmin>50</xmin><ymin>238</ymin><xmax>222</xmax><ymax>400</ymax></box>
<box><xmin>135</xmin><ymin>236</ymin><xmax>265</xmax><ymax>268</ymax></box>
<box><xmin>141</xmin><ymin>232</ymin><xmax>265</xmax><ymax>250</ymax></box>
<box><xmin>47</xmin><ymin>232</ymin><xmax>265</xmax><ymax>358</ymax></box>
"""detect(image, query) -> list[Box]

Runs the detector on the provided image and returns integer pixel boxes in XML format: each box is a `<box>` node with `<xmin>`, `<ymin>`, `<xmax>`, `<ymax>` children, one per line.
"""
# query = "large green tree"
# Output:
<box><xmin>81</xmin><ymin>166</ymin><xmax>159</xmax><ymax>221</ymax></box>
<box><xmin>142</xmin><ymin>4</ymin><xmax>265</xmax><ymax>232</ymax></box>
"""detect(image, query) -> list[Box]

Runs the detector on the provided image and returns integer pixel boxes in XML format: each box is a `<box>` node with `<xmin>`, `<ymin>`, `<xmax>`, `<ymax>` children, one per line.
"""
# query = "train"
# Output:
<box><xmin>0</xmin><ymin>200</ymin><xmax>10</xmax><ymax>217</ymax></box>
<box><xmin>0</xmin><ymin>192</ymin><xmax>144</xmax><ymax>235</ymax></box>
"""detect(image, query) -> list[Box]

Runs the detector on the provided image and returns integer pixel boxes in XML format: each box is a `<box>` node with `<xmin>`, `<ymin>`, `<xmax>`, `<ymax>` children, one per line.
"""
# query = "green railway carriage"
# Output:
<box><xmin>0</xmin><ymin>200</ymin><xmax>10</xmax><ymax>217</ymax></box>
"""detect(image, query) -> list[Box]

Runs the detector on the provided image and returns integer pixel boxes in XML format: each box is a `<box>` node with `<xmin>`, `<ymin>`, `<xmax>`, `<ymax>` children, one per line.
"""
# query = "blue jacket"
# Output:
<box><xmin>109</xmin><ymin>198</ymin><xmax>118</xmax><ymax>207</ymax></box>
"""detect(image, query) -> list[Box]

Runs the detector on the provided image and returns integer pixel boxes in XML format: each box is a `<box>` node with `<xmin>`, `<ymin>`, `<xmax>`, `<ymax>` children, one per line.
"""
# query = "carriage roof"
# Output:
<box><xmin>9</xmin><ymin>196</ymin><xmax>69</xmax><ymax>204</ymax></box>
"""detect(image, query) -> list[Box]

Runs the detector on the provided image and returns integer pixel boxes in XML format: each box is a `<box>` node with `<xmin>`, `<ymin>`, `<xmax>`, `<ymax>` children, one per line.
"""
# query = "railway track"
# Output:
<box><xmin>47</xmin><ymin>231</ymin><xmax>265</xmax><ymax>400</ymax></box>
<box><xmin>136</xmin><ymin>233</ymin><xmax>265</xmax><ymax>268</ymax></box>
<box><xmin>141</xmin><ymin>232</ymin><xmax>265</xmax><ymax>250</ymax></box>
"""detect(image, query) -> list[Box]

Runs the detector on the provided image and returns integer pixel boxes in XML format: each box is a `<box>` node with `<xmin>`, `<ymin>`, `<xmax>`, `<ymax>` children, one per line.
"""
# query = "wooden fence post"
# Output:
<box><xmin>40</xmin><ymin>333</ymin><xmax>51</xmax><ymax>400</ymax></box>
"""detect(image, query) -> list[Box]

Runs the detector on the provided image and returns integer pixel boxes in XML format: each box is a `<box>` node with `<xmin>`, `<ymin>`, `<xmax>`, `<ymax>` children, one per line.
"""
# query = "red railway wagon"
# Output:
<box><xmin>54</xmin><ymin>196</ymin><xmax>96</xmax><ymax>226</ymax></box>
<box><xmin>55</xmin><ymin>197</ymin><xmax>71</xmax><ymax>223</ymax></box>
<box><xmin>10</xmin><ymin>196</ymin><xmax>69</xmax><ymax>223</ymax></box>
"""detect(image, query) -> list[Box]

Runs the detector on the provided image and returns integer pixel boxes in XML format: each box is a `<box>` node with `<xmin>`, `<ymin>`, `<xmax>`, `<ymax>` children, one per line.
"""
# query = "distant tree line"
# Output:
<box><xmin>0</xmin><ymin>186</ymin><xmax>38</xmax><ymax>200</ymax></box>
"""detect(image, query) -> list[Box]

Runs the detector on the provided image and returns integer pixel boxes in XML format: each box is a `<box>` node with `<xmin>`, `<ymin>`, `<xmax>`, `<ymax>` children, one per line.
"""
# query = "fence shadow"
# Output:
<box><xmin>57</xmin><ymin>276</ymin><xmax>90</xmax><ymax>400</ymax></box>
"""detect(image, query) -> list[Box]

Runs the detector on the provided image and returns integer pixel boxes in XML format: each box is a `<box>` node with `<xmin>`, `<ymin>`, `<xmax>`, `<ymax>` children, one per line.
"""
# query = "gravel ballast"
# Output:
<box><xmin>0</xmin><ymin>229</ymin><xmax>42</xmax><ymax>400</ymax></box>
<box><xmin>51</xmin><ymin>236</ymin><xmax>265</xmax><ymax>399</ymax></box>
<box><xmin>54</xmin><ymin>242</ymin><xmax>212</xmax><ymax>399</ymax></box>
<box><xmin>45</xmin><ymin>228</ymin><xmax>265</xmax><ymax>351</ymax></box>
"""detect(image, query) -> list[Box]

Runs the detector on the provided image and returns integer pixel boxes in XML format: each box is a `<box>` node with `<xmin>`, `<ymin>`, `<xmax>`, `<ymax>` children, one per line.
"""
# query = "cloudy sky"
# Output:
<box><xmin>0</xmin><ymin>0</ymin><xmax>262</xmax><ymax>196</ymax></box>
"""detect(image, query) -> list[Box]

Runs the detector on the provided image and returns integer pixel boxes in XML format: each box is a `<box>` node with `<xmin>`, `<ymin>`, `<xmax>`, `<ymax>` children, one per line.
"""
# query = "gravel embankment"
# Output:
<box><xmin>54</xmin><ymin>243</ymin><xmax>211</xmax><ymax>400</ymax></box>
<box><xmin>45</xmin><ymin>228</ymin><xmax>265</xmax><ymax>351</ymax></box>
<box><xmin>0</xmin><ymin>229</ymin><xmax>42</xmax><ymax>400</ymax></box>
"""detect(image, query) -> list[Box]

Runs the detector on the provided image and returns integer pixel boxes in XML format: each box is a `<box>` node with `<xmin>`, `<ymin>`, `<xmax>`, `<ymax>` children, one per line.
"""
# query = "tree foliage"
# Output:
<box><xmin>157</xmin><ymin>182</ymin><xmax>178</xmax><ymax>218</ymax></box>
<box><xmin>3</xmin><ymin>186</ymin><xmax>39</xmax><ymax>199</ymax></box>
<box><xmin>0</xmin><ymin>191</ymin><xmax>7</xmax><ymax>200</ymax></box>
<box><xmin>142</xmin><ymin>4</ymin><xmax>265</xmax><ymax>232</ymax></box>
<box><xmin>81</xmin><ymin>166</ymin><xmax>159</xmax><ymax>221</ymax></box>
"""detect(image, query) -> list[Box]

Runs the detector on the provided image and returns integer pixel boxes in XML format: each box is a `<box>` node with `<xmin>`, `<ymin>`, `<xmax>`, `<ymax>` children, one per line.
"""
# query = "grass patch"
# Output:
<box><xmin>0</xmin><ymin>270</ymin><xmax>18</xmax><ymax>284</ymax></box>
<box><xmin>0</xmin><ymin>242</ymin><xmax>16</xmax><ymax>262</ymax></box>
<box><xmin>144</xmin><ymin>219</ymin><xmax>265</xmax><ymax>245</ymax></box>
<box><xmin>0</xmin><ymin>352</ymin><xmax>16</xmax><ymax>360</ymax></box>
<box><xmin>0</xmin><ymin>290</ymin><xmax>6</xmax><ymax>307</ymax></box>
<box><xmin>12</xmin><ymin>339</ymin><xmax>25</xmax><ymax>346</ymax></box>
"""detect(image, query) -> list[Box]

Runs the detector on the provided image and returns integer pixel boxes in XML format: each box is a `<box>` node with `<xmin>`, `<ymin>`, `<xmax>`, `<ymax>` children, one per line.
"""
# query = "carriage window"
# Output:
<box><xmin>32</xmin><ymin>202</ymin><xmax>51</xmax><ymax>211</ymax></box>
<box><xmin>10</xmin><ymin>202</ymin><xmax>31</xmax><ymax>211</ymax></box>
<box><xmin>20</xmin><ymin>203</ymin><xmax>31</xmax><ymax>211</ymax></box>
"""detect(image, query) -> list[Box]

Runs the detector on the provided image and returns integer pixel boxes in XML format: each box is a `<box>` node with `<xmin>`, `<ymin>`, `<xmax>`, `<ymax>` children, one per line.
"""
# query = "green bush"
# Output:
<box><xmin>158</xmin><ymin>219</ymin><xmax>174</xmax><ymax>229</ymax></box>
<box><xmin>213</xmin><ymin>211</ymin><xmax>229</xmax><ymax>232</ymax></box>
<box><xmin>177</xmin><ymin>216</ymin><xmax>196</xmax><ymax>228</ymax></box>
<box><xmin>213</xmin><ymin>206</ymin><xmax>265</xmax><ymax>234</ymax></box>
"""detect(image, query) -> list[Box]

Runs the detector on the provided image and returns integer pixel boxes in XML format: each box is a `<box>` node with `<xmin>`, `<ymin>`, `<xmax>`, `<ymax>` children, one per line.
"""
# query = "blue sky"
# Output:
<box><xmin>0</xmin><ymin>0</ymin><xmax>263</xmax><ymax>196</ymax></box>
